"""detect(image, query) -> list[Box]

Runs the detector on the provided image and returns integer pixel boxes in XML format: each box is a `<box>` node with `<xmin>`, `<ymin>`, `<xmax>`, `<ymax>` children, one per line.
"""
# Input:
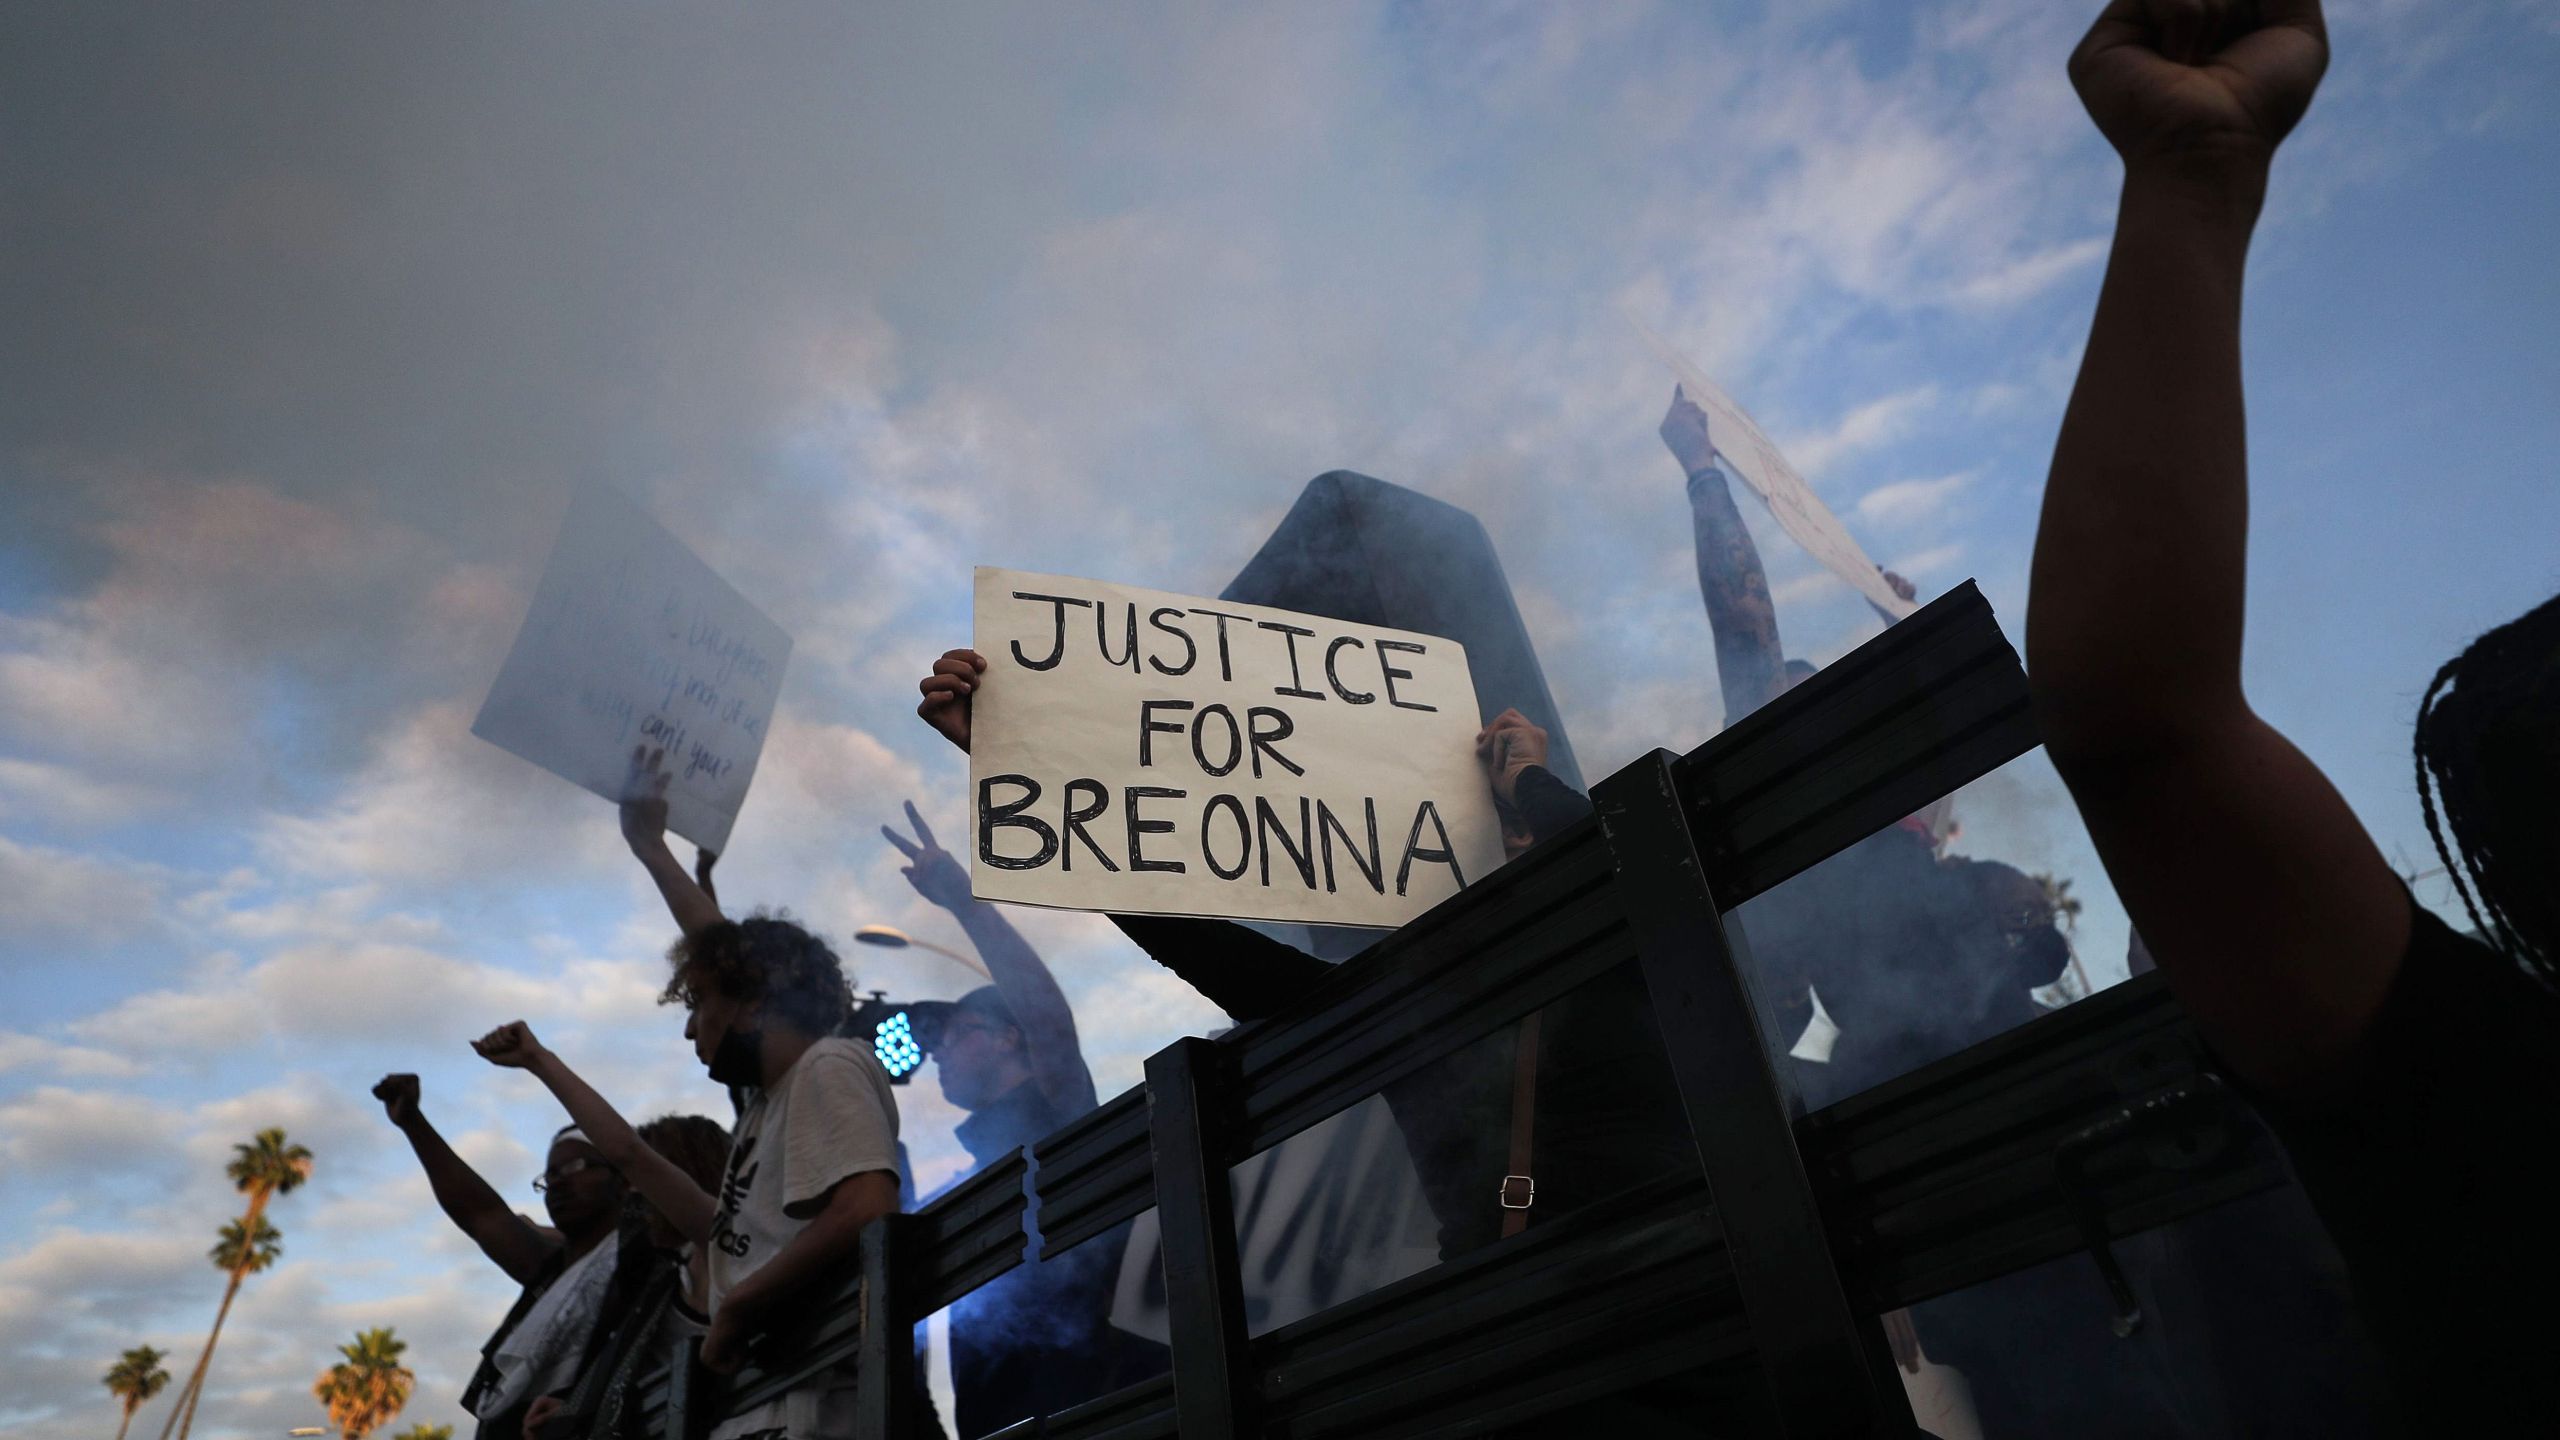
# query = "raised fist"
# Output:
<box><xmin>471</xmin><ymin>1021</ymin><xmax>549</xmax><ymax>1071</ymax></box>
<box><xmin>2068</xmin><ymin>0</ymin><xmax>2328</xmax><ymax>170</ymax></box>
<box><xmin>372</xmin><ymin>1073</ymin><xmax>421</xmax><ymax>1127</ymax></box>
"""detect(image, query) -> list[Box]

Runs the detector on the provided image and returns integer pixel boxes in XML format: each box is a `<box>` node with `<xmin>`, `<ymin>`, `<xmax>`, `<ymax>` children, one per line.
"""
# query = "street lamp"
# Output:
<box><xmin>853</xmin><ymin>925</ymin><xmax>991</xmax><ymax>980</ymax></box>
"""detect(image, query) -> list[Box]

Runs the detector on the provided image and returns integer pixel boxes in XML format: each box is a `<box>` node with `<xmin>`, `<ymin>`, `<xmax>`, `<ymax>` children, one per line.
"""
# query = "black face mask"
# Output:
<box><xmin>707</xmin><ymin>1024</ymin><xmax>764</xmax><ymax>1088</ymax></box>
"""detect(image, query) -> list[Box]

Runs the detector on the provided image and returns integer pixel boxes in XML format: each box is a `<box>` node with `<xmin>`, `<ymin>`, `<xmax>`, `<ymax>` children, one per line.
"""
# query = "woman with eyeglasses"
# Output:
<box><xmin>371</xmin><ymin>1073</ymin><xmax>630</xmax><ymax>1440</ymax></box>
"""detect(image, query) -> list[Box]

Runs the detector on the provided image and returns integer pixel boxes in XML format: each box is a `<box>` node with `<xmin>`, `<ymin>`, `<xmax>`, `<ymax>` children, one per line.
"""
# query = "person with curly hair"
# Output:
<box><xmin>613</xmin><ymin>752</ymin><xmax>904</xmax><ymax>1440</ymax></box>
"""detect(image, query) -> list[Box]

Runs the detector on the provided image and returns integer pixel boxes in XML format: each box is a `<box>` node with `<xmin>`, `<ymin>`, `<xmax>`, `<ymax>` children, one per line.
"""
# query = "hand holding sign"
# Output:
<box><xmin>1623</xmin><ymin>313</ymin><xmax>1917</xmax><ymax>620</ymax></box>
<box><xmin>1658</xmin><ymin>387</ymin><xmax>1716</xmax><ymax>475</ymax></box>
<box><xmin>966</xmin><ymin>567</ymin><xmax>1505</xmax><ymax>929</ymax></box>
<box><xmin>1474</xmin><ymin>709</ymin><xmax>1550</xmax><ymax>806</ymax></box>
<box><xmin>916</xmin><ymin>649</ymin><xmax>988</xmax><ymax>753</ymax></box>
<box><xmin>618</xmin><ymin>745</ymin><xmax>674</xmax><ymax>855</ymax></box>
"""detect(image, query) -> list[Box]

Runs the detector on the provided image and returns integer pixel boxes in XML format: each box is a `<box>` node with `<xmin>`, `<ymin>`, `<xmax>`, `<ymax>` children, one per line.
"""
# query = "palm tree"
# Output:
<box><xmin>2031</xmin><ymin>872</ymin><xmax>2085</xmax><ymax>932</ymax></box>
<box><xmin>313</xmin><ymin>1328</ymin><xmax>414</xmax><ymax>1440</ymax></box>
<box><xmin>210</xmin><ymin>1215</ymin><xmax>285</xmax><ymax>1273</ymax></box>
<box><xmin>104</xmin><ymin>1345</ymin><xmax>172</xmax><ymax>1440</ymax></box>
<box><xmin>161</xmin><ymin>1127</ymin><xmax>314</xmax><ymax>1440</ymax></box>
<box><xmin>390</xmin><ymin>1425</ymin><xmax>453</xmax><ymax>1440</ymax></box>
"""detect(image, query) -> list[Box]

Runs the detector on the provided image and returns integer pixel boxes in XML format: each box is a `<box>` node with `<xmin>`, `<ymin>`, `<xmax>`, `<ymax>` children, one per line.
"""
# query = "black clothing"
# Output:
<box><xmin>1736</xmin><ymin>826</ymin><xmax>2064</xmax><ymax>1109</ymax></box>
<box><xmin>1508</xmin><ymin>763</ymin><xmax>1594</xmax><ymax>847</ymax></box>
<box><xmin>561</xmin><ymin>1262</ymin><xmax>686</xmax><ymax>1440</ymax></box>
<box><xmin>947</xmin><ymin>1074</ymin><xmax>1136</xmax><ymax>1439</ymax></box>
<box><xmin>2249</xmin><ymin>898</ymin><xmax>2560</xmax><ymax>1427</ymax></box>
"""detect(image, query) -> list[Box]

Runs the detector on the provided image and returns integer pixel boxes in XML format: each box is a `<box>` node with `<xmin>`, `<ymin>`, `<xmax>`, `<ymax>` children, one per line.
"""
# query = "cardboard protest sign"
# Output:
<box><xmin>471</xmin><ymin>482</ymin><xmax>791</xmax><ymax>854</ymax></box>
<box><xmin>968</xmin><ymin>567</ymin><xmax>1505</xmax><ymax>928</ymax></box>
<box><xmin>1623</xmin><ymin>310</ymin><xmax>1917</xmax><ymax>620</ymax></box>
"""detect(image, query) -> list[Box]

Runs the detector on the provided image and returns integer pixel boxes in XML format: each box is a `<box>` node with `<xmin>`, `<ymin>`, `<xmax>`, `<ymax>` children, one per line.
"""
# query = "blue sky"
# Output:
<box><xmin>4</xmin><ymin>1</ymin><xmax>2556</xmax><ymax>1435</ymax></box>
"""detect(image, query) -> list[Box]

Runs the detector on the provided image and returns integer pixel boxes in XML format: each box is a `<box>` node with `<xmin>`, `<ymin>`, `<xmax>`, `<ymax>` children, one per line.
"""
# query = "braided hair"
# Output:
<box><xmin>2413</xmin><ymin>591</ymin><xmax>2560</xmax><ymax>980</ymax></box>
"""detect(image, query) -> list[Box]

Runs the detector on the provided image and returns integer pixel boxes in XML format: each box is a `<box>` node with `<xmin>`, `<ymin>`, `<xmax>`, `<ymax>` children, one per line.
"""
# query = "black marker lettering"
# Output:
<box><xmin>1009</xmin><ymin>592</ymin><xmax>1092</xmax><ymax>671</ymax></box>
<box><xmin>1200</xmin><ymin>794</ymin><xmax>1249</xmax><ymax>880</ymax></box>
<box><xmin>1245</xmin><ymin>706</ymin><xmax>1306</xmax><ymax>779</ymax></box>
<box><xmin>1187</xmin><ymin>608</ymin><xmax>1255</xmax><ymax>683</ymax></box>
<box><xmin>1255</xmin><ymin>796</ymin><xmax>1315</xmax><ymax>890</ymax></box>
<box><xmin>1139</xmin><ymin>700</ymin><xmax>1193</xmax><ymax>767</ymax></box>
<box><xmin>1324</xmin><ymin>636</ymin><xmax>1375</xmax><ymax>704</ymax></box>
<box><xmin>1061</xmin><ymin>779</ymin><xmax>1119</xmax><ymax>873</ymax></box>
<box><xmin>1377</xmin><ymin>640</ymin><xmax>1437</xmax><ymax>712</ymax></box>
<box><xmin>1258</xmin><ymin>621</ymin><xmax>1324</xmax><ymax>700</ymax></box>
<box><xmin>1096</xmin><ymin>601</ymin><xmax>1140</xmax><ymax>672</ymax></box>
<box><xmin>978</xmin><ymin>776</ymin><xmax>1059</xmax><ymax>870</ymax></box>
<box><xmin>1190</xmin><ymin>704</ymin><xmax>1242</xmax><ymax>777</ymax></box>
<box><xmin>1147</xmin><ymin>608</ymin><xmax>1198</xmax><ymax>676</ymax></box>
<box><xmin>1395</xmin><ymin>799</ymin><xmax>1467</xmax><ymax>895</ymax></box>
<box><xmin>1318</xmin><ymin>797</ymin><xmax>1383</xmax><ymax>895</ymax></box>
<box><xmin>1126</xmin><ymin>787</ymin><xmax>1187</xmax><ymax>873</ymax></box>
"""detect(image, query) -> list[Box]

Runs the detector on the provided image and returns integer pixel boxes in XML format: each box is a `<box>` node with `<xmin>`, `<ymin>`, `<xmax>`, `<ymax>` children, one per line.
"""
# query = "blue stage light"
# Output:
<box><xmin>874</xmin><ymin>1010</ymin><xmax>925</xmax><ymax>1079</ymax></box>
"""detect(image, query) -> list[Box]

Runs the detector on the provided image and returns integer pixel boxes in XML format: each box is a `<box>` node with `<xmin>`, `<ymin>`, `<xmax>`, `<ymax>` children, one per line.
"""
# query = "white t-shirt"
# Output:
<box><xmin>707</xmin><ymin>1036</ymin><xmax>901</xmax><ymax>1440</ymax></box>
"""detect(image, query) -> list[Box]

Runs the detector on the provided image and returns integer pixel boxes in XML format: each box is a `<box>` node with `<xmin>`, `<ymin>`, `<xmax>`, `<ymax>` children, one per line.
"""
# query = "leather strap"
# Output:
<box><xmin>1501</xmin><ymin>1009</ymin><xmax>1542</xmax><ymax>1236</ymax></box>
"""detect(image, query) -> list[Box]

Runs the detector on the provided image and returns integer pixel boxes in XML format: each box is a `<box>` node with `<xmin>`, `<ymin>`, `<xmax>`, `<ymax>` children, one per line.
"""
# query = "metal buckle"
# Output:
<box><xmin>1498</xmin><ymin>1174</ymin><xmax>1535</xmax><ymax>1210</ymax></box>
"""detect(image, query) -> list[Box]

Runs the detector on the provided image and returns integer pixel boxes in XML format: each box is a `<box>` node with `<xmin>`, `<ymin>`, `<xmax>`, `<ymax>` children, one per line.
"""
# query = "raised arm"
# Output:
<box><xmin>2027</xmin><ymin>0</ymin><xmax>2401</xmax><ymax>1092</ymax></box>
<box><xmin>371</xmin><ymin>1073</ymin><xmax>558</xmax><ymax>1285</ymax></box>
<box><xmin>881</xmin><ymin>801</ymin><xmax>1093</xmax><ymax>1111</ymax></box>
<box><xmin>471</xmin><ymin>1022</ymin><xmax>719</xmax><ymax>1244</ymax></box>
<box><xmin>1662</xmin><ymin>388</ymin><xmax>1787</xmax><ymax>726</ymax></box>
<box><xmin>619</xmin><ymin>746</ymin><xmax>724</xmax><ymax>940</ymax></box>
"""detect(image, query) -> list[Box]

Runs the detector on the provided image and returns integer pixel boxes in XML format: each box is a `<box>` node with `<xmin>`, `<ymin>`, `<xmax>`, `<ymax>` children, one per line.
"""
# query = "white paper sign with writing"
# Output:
<box><xmin>968</xmin><ymin>567</ymin><xmax>1505</xmax><ymax>928</ymax></box>
<box><xmin>1624</xmin><ymin>311</ymin><xmax>1917</xmax><ymax>620</ymax></box>
<box><xmin>471</xmin><ymin>481</ymin><xmax>792</xmax><ymax>854</ymax></box>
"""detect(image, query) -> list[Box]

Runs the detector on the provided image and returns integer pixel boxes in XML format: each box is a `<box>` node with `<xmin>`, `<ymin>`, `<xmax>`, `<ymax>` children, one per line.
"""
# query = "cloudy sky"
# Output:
<box><xmin>4</xmin><ymin>1</ymin><xmax>2555</xmax><ymax>1435</ymax></box>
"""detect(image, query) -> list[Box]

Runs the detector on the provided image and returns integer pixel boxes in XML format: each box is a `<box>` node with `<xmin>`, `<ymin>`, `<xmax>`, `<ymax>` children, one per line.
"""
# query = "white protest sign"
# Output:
<box><xmin>471</xmin><ymin>482</ymin><xmax>792</xmax><ymax>854</ymax></box>
<box><xmin>968</xmin><ymin>567</ymin><xmax>1506</xmax><ymax>928</ymax></box>
<box><xmin>1623</xmin><ymin>310</ymin><xmax>1917</xmax><ymax>620</ymax></box>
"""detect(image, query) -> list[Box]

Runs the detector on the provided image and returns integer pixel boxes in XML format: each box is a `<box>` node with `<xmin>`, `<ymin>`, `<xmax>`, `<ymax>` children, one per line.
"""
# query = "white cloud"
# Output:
<box><xmin>258</xmin><ymin>701</ymin><xmax>627</xmax><ymax>889</ymax></box>
<box><xmin>0</xmin><ymin>1086</ymin><xmax>180</xmax><ymax>1172</ymax></box>
<box><xmin>1885</xmin><ymin>543</ymin><xmax>1966</xmax><ymax>580</ymax></box>
<box><xmin>0</xmin><ymin>757</ymin><xmax>162</xmax><ymax>828</ymax></box>
<box><xmin>0</xmin><ymin>1032</ymin><xmax>142</xmax><ymax>1080</ymax></box>
<box><xmin>1854</xmin><ymin>471</ymin><xmax>1974</xmax><ymax>529</ymax></box>
<box><xmin>63</xmin><ymin>938</ymin><xmax>615</xmax><ymax>1062</ymax></box>
<box><xmin>1770</xmin><ymin>568</ymin><xmax>1847</xmax><ymax>609</ymax></box>
<box><xmin>1780</xmin><ymin>386</ymin><xmax>1943</xmax><ymax>479</ymax></box>
<box><xmin>1943</xmin><ymin>236</ymin><xmax>2109</xmax><ymax>308</ymax></box>
<box><xmin>0</xmin><ymin>833</ymin><xmax>167</xmax><ymax>944</ymax></box>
